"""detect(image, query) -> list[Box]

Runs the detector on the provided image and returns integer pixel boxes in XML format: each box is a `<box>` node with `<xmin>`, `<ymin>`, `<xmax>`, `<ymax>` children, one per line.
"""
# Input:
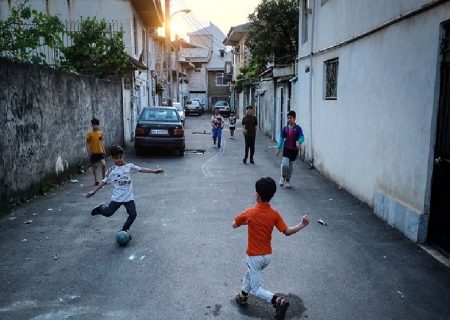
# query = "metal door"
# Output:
<box><xmin>428</xmin><ymin>23</ymin><xmax>450</xmax><ymax>256</ymax></box>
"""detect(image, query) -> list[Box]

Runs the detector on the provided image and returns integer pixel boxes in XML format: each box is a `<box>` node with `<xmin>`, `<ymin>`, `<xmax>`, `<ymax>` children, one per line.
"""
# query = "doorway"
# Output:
<box><xmin>428</xmin><ymin>22</ymin><xmax>450</xmax><ymax>256</ymax></box>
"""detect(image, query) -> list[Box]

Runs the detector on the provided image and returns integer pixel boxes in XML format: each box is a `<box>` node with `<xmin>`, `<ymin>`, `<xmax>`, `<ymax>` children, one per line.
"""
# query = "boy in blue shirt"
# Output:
<box><xmin>276</xmin><ymin>111</ymin><xmax>304</xmax><ymax>188</ymax></box>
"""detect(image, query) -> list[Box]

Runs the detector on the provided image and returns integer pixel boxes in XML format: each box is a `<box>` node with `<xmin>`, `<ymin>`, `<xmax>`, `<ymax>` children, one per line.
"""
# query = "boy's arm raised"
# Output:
<box><xmin>139</xmin><ymin>168</ymin><xmax>164</xmax><ymax>174</ymax></box>
<box><xmin>283</xmin><ymin>215</ymin><xmax>309</xmax><ymax>236</ymax></box>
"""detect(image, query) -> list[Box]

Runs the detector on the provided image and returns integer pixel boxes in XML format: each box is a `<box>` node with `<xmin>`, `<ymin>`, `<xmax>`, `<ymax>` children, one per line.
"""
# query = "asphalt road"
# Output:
<box><xmin>1</xmin><ymin>115</ymin><xmax>450</xmax><ymax>320</ymax></box>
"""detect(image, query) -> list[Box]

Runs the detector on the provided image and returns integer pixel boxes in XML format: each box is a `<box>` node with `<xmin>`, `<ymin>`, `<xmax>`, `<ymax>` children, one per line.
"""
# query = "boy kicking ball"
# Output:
<box><xmin>232</xmin><ymin>177</ymin><xmax>309</xmax><ymax>320</ymax></box>
<box><xmin>86</xmin><ymin>145</ymin><xmax>164</xmax><ymax>236</ymax></box>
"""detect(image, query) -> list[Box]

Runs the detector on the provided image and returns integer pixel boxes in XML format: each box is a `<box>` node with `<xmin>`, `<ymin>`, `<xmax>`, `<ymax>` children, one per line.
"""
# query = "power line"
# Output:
<box><xmin>172</xmin><ymin>0</ymin><xmax>227</xmax><ymax>50</ymax></box>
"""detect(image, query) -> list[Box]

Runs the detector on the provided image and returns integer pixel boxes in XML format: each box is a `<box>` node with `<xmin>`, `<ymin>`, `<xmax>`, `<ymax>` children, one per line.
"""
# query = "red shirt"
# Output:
<box><xmin>234</xmin><ymin>203</ymin><xmax>287</xmax><ymax>256</ymax></box>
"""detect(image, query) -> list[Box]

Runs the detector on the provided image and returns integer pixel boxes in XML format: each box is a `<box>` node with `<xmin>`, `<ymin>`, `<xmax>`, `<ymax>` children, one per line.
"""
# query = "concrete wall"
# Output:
<box><xmin>0</xmin><ymin>59</ymin><xmax>124</xmax><ymax>203</ymax></box>
<box><xmin>0</xmin><ymin>0</ymin><xmax>156</xmax><ymax>145</ymax></box>
<box><xmin>295</xmin><ymin>0</ymin><xmax>450</xmax><ymax>242</ymax></box>
<box><xmin>187</xmin><ymin>65</ymin><xmax>207</xmax><ymax>92</ymax></box>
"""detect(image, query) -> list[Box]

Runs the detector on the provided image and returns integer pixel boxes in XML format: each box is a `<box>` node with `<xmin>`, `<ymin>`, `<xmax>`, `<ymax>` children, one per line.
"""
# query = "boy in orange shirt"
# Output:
<box><xmin>232</xmin><ymin>177</ymin><xmax>309</xmax><ymax>320</ymax></box>
<box><xmin>86</xmin><ymin>118</ymin><xmax>106</xmax><ymax>186</ymax></box>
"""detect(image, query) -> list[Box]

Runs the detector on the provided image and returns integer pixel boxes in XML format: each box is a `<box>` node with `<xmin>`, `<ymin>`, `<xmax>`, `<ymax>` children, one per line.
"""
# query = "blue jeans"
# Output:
<box><xmin>212</xmin><ymin>127</ymin><xmax>222</xmax><ymax>147</ymax></box>
<box><xmin>98</xmin><ymin>200</ymin><xmax>137</xmax><ymax>231</ymax></box>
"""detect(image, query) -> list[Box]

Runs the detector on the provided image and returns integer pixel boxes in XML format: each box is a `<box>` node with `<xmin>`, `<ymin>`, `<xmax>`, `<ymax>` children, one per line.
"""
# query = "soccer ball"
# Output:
<box><xmin>116</xmin><ymin>230</ymin><xmax>131</xmax><ymax>246</ymax></box>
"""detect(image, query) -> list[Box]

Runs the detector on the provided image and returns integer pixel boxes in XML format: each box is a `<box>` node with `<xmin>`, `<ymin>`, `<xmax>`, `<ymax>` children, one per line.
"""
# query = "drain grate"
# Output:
<box><xmin>185</xmin><ymin>149</ymin><xmax>206</xmax><ymax>154</ymax></box>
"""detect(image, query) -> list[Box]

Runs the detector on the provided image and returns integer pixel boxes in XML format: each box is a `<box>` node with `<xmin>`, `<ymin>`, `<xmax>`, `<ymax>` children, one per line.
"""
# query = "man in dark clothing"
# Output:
<box><xmin>242</xmin><ymin>105</ymin><xmax>258</xmax><ymax>164</ymax></box>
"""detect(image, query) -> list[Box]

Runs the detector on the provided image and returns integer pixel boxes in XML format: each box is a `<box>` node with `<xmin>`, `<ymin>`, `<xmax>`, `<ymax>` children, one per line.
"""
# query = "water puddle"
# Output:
<box><xmin>231</xmin><ymin>293</ymin><xmax>306</xmax><ymax>319</ymax></box>
<box><xmin>185</xmin><ymin>149</ymin><xmax>206</xmax><ymax>155</ymax></box>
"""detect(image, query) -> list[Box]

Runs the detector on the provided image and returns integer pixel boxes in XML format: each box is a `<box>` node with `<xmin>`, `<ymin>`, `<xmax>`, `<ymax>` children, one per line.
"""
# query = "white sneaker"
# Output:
<box><xmin>284</xmin><ymin>180</ymin><xmax>291</xmax><ymax>189</ymax></box>
<box><xmin>279</xmin><ymin>177</ymin><xmax>285</xmax><ymax>186</ymax></box>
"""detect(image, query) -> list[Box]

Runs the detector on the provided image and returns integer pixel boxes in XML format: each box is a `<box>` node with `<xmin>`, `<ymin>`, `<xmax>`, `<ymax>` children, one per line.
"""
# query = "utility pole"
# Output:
<box><xmin>165</xmin><ymin>0</ymin><xmax>172</xmax><ymax>106</ymax></box>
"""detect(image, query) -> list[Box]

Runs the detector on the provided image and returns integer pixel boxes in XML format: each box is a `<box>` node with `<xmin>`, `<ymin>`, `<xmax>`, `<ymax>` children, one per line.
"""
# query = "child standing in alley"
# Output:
<box><xmin>86</xmin><ymin>145</ymin><xmax>164</xmax><ymax>235</ymax></box>
<box><xmin>276</xmin><ymin>111</ymin><xmax>304</xmax><ymax>189</ymax></box>
<box><xmin>229</xmin><ymin>111</ymin><xmax>236</xmax><ymax>139</ymax></box>
<box><xmin>211</xmin><ymin>107</ymin><xmax>224</xmax><ymax>148</ymax></box>
<box><xmin>86</xmin><ymin>117</ymin><xmax>106</xmax><ymax>186</ymax></box>
<box><xmin>232</xmin><ymin>177</ymin><xmax>309</xmax><ymax>320</ymax></box>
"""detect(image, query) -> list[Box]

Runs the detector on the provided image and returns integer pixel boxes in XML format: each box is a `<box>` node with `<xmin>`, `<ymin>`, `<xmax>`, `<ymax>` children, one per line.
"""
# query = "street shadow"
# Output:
<box><xmin>231</xmin><ymin>293</ymin><xmax>306</xmax><ymax>319</ymax></box>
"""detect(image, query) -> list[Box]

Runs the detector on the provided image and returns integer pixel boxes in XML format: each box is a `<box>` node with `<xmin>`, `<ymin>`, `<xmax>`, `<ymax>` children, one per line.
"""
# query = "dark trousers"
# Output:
<box><xmin>99</xmin><ymin>200</ymin><xmax>137</xmax><ymax>231</ymax></box>
<box><xmin>244</xmin><ymin>135</ymin><xmax>256</xmax><ymax>160</ymax></box>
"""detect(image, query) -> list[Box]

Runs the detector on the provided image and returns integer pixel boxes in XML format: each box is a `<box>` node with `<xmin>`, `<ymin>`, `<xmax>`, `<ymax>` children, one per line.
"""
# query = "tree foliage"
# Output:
<box><xmin>61</xmin><ymin>17</ymin><xmax>128</xmax><ymax>78</ymax></box>
<box><xmin>234</xmin><ymin>58</ymin><xmax>262</xmax><ymax>93</ymax></box>
<box><xmin>246</xmin><ymin>0</ymin><xmax>299</xmax><ymax>72</ymax></box>
<box><xmin>0</xmin><ymin>0</ymin><xmax>64</xmax><ymax>64</ymax></box>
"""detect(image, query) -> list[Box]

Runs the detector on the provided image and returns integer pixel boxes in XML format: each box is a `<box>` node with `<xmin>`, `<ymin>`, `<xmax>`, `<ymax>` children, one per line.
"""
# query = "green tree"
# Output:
<box><xmin>62</xmin><ymin>17</ymin><xmax>128</xmax><ymax>78</ymax></box>
<box><xmin>246</xmin><ymin>0</ymin><xmax>299</xmax><ymax>72</ymax></box>
<box><xmin>234</xmin><ymin>58</ymin><xmax>262</xmax><ymax>93</ymax></box>
<box><xmin>0</xmin><ymin>0</ymin><xmax>64</xmax><ymax>64</ymax></box>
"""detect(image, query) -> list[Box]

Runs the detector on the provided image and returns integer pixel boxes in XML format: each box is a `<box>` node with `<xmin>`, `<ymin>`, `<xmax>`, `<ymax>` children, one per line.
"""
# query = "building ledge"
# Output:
<box><xmin>127</xmin><ymin>55</ymin><xmax>148</xmax><ymax>70</ymax></box>
<box><xmin>130</xmin><ymin>0</ymin><xmax>164</xmax><ymax>28</ymax></box>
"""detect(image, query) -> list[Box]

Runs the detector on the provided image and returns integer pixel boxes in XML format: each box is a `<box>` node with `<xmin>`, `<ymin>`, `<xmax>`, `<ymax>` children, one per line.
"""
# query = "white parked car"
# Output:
<box><xmin>184</xmin><ymin>100</ymin><xmax>203</xmax><ymax>115</ymax></box>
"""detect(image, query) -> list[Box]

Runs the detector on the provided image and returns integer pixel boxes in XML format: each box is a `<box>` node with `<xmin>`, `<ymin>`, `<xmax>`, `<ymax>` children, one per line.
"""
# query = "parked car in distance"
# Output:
<box><xmin>213</xmin><ymin>100</ymin><xmax>231</xmax><ymax>117</ymax></box>
<box><xmin>134</xmin><ymin>107</ymin><xmax>185</xmax><ymax>156</ymax></box>
<box><xmin>185</xmin><ymin>100</ymin><xmax>203</xmax><ymax>115</ymax></box>
<box><xmin>192</xmin><ymin>99</ymin><xmax>205</xmax><ymax>113</ymax></box>
<box><xmin>172</xmin><ymin>102</ymin><xmax>185</xmax><ymax>125</ymax></box>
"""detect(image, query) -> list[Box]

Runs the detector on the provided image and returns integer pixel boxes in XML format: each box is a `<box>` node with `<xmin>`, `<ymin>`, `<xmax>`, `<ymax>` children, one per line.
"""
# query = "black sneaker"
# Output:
<box><xmin>91</xmin><ymin>204</ymin><xmax>104</xmax><ymax>216</ymax></box>
<box><xmin>235</xmin><ymin>293</ymin><xmax>248</xmax><ymax>307</ymax></box>
<box><xmin>243</xmin><ymin>158</ymin><xmax>247</xmax><ymax>164</ymax></box>
<box><xmin>250</xmin><ymin>159</ymin><xmax>254</xmax><ymax>164</ymax></box>
<box><xmin>275</xmin><ymin>297</ymin><xmax>289</xmax><ymax>320</ymax></box>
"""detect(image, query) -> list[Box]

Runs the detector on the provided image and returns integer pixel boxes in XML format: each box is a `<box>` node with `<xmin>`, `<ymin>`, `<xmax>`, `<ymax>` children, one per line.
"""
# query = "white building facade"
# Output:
<box><xmin>295</xmin><ymin>0</ymin><xmax>450</xmax><ymax>252</ymax></box>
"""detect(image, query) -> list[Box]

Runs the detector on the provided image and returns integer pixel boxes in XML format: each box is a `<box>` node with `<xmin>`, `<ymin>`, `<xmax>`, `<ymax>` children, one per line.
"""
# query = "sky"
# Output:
<box><xmin>167</xmin><ymin>0</ymin><xmax>261</xmax><ymax>40</ymax></box>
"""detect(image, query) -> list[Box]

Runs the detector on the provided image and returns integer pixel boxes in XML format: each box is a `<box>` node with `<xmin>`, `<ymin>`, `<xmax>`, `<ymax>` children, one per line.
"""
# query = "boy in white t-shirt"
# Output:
<box><xmin>86</xmin><ymin>145</ymin><xmax>164</xmax><ymax>233</ymax></box>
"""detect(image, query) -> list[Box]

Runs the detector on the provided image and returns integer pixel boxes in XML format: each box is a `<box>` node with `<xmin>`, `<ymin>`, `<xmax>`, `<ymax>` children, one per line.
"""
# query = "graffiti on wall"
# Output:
<box><xmin>4</xmin><ymin>89</ymin><xmax>43</xmax><ymax>179</ymax></box>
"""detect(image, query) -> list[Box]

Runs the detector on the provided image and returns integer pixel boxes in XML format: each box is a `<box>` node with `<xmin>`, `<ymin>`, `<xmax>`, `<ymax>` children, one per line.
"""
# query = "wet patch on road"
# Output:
<box><xmin>204</xmin><ymin>304</ymin><xmax>222</xmax><ymax>316</ymax></box>
<box><xmin>231</xmin><ymin>293</ymin><xmax>306</xmax><ymax>319</ymax></box>
<box><xmin>192</xmin><ymin>131</ymin><xmax>210</xmax><ymax>134</ymax></box>
<box><xmin>185</xmin><ymin>149</ymin><xmax>206</xmax><ymax>155</ymax></box>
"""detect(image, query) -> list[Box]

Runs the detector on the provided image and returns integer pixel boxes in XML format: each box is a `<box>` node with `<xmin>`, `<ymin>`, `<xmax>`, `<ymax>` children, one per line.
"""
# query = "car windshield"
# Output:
<box><xmin>215</xmin><ymin>101</ymin><xmax>227</xmax><ymax>106</ymax></box>
<box><xmin>139</xmin><ymin>108</ymin><xmax>179</xmax><ymax>122</ymax></box>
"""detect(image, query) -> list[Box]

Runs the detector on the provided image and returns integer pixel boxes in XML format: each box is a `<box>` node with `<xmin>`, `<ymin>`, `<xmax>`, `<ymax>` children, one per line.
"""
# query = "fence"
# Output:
<box><xmin>0</xmin><ymin>20</ymin><xmax>123</xmax><ymax>67</ymax></box>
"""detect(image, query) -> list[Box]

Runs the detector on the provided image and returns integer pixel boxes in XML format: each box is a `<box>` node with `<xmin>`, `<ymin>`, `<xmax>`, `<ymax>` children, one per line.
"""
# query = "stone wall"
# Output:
<box><xmin>0</xmin><ymin>58</ymin><xmax>124</xmax><ymax>203</ymax></box>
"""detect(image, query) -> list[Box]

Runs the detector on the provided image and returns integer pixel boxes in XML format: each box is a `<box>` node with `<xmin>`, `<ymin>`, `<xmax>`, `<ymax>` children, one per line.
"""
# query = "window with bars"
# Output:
<box><xmin>324</xmin><ymin>58</ymin><xmax>338</xmax><ymax>100</ymax></box>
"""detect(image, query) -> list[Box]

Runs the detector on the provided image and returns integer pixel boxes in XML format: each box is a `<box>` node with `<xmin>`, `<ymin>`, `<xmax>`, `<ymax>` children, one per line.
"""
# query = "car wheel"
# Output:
<box><xmin>178</xmin><ymin>146</ymin><xmax>185</xmax><ymax>157</ymax></box>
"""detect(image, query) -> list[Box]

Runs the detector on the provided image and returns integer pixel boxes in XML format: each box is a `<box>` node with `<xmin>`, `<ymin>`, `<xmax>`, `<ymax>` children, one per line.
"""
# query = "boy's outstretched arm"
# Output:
<box><xmin>139</xmin><ymin>168</ymin><xmax>164</xmax><ymax>174</ymax></box>
<box><xmin>86</xmin><ymin>180</ymin><xmax>106</xmax><ymax>198</ymax></box>
<box><xmin>283</xmin><ymin>215</ymin><xmax>309</xmax><ymax>236</ymax></box>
